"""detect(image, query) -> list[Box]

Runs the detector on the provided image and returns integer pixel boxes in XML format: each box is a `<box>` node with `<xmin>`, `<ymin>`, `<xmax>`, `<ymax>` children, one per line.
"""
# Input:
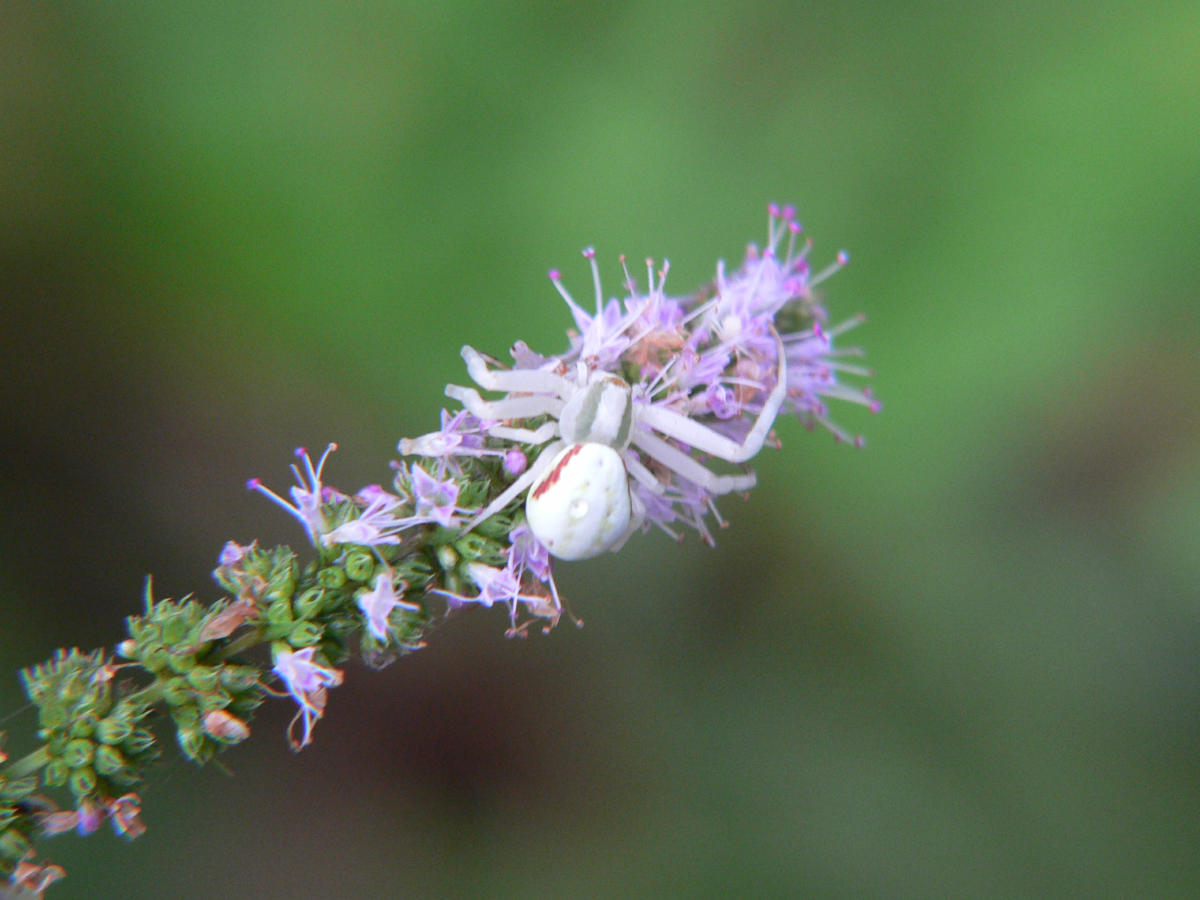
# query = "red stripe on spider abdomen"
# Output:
<box><xmin>531</xmin><ymin>444</ymin><xmax>584</xmax><ymax>500</ymax></box>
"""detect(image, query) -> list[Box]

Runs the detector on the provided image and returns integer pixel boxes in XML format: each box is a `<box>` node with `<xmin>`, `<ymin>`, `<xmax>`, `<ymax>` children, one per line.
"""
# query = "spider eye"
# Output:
<box><xmin>526</xmin><ymin>443</ymin><xmax>631</xmax><ymax>561</ymax></box>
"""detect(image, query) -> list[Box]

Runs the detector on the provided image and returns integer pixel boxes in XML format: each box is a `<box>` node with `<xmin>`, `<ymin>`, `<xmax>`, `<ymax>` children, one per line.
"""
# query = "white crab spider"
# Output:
<box><xmin>445</xmin><ymin>328</ymin><xmax>788</xmax><ymax>561</ymax></box>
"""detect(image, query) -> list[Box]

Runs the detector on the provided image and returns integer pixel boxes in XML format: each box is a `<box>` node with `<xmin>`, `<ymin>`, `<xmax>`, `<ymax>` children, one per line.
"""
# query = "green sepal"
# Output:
<box><xmin>62</xmin><ymin>738</ymin><xmax>95</xmax><ymax>768</ymax></box>
<box><xmin>185</xmin><ymin>665</ymin><xmax>219</xmax><ymax>693</ymax></box>
<box><xmin>176</xmin><ymin>727</ymin><xmax>212</xmax><ymax>764</ymax></box>
<box><xmin>42</xmin><ymin>760</ymin><xmax>69</xmax><ymax>788</ymax></box>
<box><xmin>0</xmin><ymin>777</ymin><xmax>37</xmax><ymax>804</ymax></box>
<box><xmin>196</xmin><ymin>689</ymin><xmax>233</xmax><ymax>713</ymax></box>
<box><xmin>96</xmin><ymin>716</ymin><xmax>133</xmax><ymax>746</ymax></box>
<box><xmin>141</xmin><ymin>643</ymin><xmax>169</xmax><ymax>673</ymax></box>
<box><xmin>317</xmin><ymin>567</ymin><xmax>347</xmax><ymax>590</ymax></box>
<box><xmin>162</xmin><ymin>676</ymin><xmax>192</xmax><ymax>707</ymax></box>
<box><xmin>68</xmin><ymin>766</ymin><xmax>97</xmax><ymax>798</ymax></box>
<box><xmin>454</xmin><ymin>532</ymin><xmax>506</xmax><ymax>566</ymax></box>
<box><xmin>122</xmin><ymin>728</ymin><xmax>157</xmax><ymax>757</ymax></box>
<box><xmin>288</xmin><ymin>621</ymin><xmax>324</xmax><ymax>648</ymax></box>
<box><xmin>218</xmin><ymin>665</ymin><xmax>259</xmax><ymax>693</ymax></box>
<box><xmin>37</xmin><ymin>703</ymin><xmax>67</xmax><ymax>731</ymax></box>
<box><xmin>160</xmin><ymin>613</ymin><xmax>189</xmax><ymax>645</ymax></box>
<box><xmin>293</xmin><ymin>587</ymin><xmax>327</xmax><ymax>620</ymax></box>
<box><xmin>0</xmin><ymin>827</ymin><xmax>31</xmax><ymax>863</ymax></box>
<box><xmin>343</xmin><ymin>549</ymin><xmax>376</xmax><ymax>583</ymax></box>
<box><xmin>94</xmin><ymin>744</ymin><xmax>130</xmax><ymax>778</ymax></box>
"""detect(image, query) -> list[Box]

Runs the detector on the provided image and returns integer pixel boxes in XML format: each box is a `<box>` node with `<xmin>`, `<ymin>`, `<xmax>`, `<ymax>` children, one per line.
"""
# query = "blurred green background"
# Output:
<box><xmin>3</xmin><ymin>1</ymin><xmax>1199</xmax><ymax>897</ymax></box>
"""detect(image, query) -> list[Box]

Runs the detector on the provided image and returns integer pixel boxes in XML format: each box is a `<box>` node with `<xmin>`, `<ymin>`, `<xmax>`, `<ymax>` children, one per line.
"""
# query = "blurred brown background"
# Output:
<box><xmin>2</xmin><ymin>2</ymin><xmax>1199</xmax><ymax>897</ymax></box>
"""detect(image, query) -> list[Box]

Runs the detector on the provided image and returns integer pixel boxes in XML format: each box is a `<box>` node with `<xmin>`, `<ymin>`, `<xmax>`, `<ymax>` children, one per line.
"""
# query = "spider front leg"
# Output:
<box><xmin>487</xmin><ymin>422</ymin><xmax>558</xmax><ymax>445</ymax></box>
<box><xmin>457</xmin><ymin>440</ymin><xmax>564</xmax><ymax>534</ymax></box>
<box><xmin>461</xmin><ymin>345</ymin><xmax>572</xmax><ymax>396</ymax></box>
<box><xmin>637</xmin><ymin>327</ymin><xmax>788</xmax><ymax>464</ymax></box>
<box><xmin>445</xmin><ymin>384</ymin><xmax>565</xmax><ymax>422</ymax></box>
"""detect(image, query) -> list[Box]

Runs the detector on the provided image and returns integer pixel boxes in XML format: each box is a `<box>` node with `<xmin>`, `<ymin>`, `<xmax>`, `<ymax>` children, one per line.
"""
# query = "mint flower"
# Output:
<box><xmin>271</xmin><ymin>646</ymin><xmax>344</xmax><ymax>751</ymax></box>
<box><xmin>247</xmin><ymin>443</ymin><xmax>339</xmax><ymax>545</ymax></box>
<box><xmin>407</xmin><ymin>464</ymin><xmax>464</xmax><ymax>527</ymax></box>
<box><xmin>357</xmin><ymin>572</ymin><xmax>420</xmax><ymax>642</ymax></box>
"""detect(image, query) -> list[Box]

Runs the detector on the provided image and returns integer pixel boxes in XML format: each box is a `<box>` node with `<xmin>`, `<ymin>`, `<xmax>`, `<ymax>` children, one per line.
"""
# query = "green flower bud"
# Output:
<box><xmin>197</xmin><ymin>688</ymin><xmax>232</xmax><ymax>713</ymax></box>
<box><xmin>63</xmin><ymin>738</ymin><xmax>95</xmax><ymax>768</ymax></box>
<box><xmin>60</xmin><ymin>678</ymin><xmax>84</xmax><ymax>705</ymax></box>
<box><xmin>69</xmin><ymin>714</ymin><xmax>97</xmax><ymax>740</ymax></box>
<box><xmin>293</xmin><ymin>587</ymin><xmax>327</xmax><ymax>620</ymax></box>
<box><xmin>186</xmin><ymin>665</ymin><xmax>219</xmax><ymax>693</ymax></box>
<box><xmin>96</xmin><ymin>716</ymin><xmax>133</xmax><ymax>745</ymax></box>
<box><xmin>0</xmin><ymin>776</ymin><xmax>38</xmax><ymax>803</ymax></box>
<box><xmin>123</xmin><ymin>728</ymin><xmax>156</xmax><ymax>757</ymax></box>
<box><xmin>267</xmin><ymin>562</ymin><xmax>298</xmax><ymax>595</ymax></box>
<box><xmin>436</xmin><ymin>544</ymin><xmax>459</xmax><ymax>571</ymax></box>
<box><xmin>393</xmin><ymin>556</ymin><xmax>434</xmax><ymax>584</ymax></box>
<box><xmin>0</xmin><ymin>827</ymin><xmax>31</xmax><ymax>863</ymax></box>
<box><xmin>166</xmin><ymin>650</ymin><xmax>197</xmax><ymax>674</ymax></box>
<box><xmin>43</xmin><ymin>759</ymin><xmax>69</xmax><ymax>787</ymax></box>
<box><xmin>471</xmin><ymin>510</ymin><xmax>514</xmax><ymax>540</ymax></box>
<box><xmin>176</xmin><ymin>727</ymin><xmax>211</xmax><ymax>764</ymax></box>
<box><xmin>288</xmin><ymin>621</ymin><xmax>324</xmax><ymax>648</ymax></box>
<box><xmin>228</xmin><ymin>694</ymin><xmax>264</xmax><ymax>715</ymax></box>
<box><xmin>454</xmin><ymin>532</ymin><xmax>505</xmax><ymax>565</ymax></box>
<box><xmin>38</xmin><ymin>702</ymin><xmax>67</xmax><ymax>731</ymax></box>
<box><xmin>141</xmin><ymin>642</ymin><xmax>169</xmax><ymax>672</ymax></box>
<box><xmin>171</xmin><ymin>706</ymin><xmax>200</xmax><ymax>730</ymax></box>
<box><xmin>160</xmin><ymin>613</ymin><xmax>189</xmax><ymax>645</ymax></box>
<box><xmin>162</xmin><ymin>676</ymin><xmax>192</xmax><ymax>707</ymax></box>
<box><xmin>94</xmin><ymin>744</ymin><xmax>129</xmax><ymax>778</ymax></box>
<box><xmin>266</xmin><ymin>596</ymin><xmax>294</xmax><ymax>626</ymax></box>
<box><xmin>343</xmin><ymin>549</ymin><xmax>376</xmax><ymax>583</ymax></box>
<box><xmin>68</xmin><ymin>766</ymin><xmax>97</xmax><ymax>798</ymax></box>
<box><xmin>218</xmin><ymin>665</ymin><xmax>259</xmax><ymax>693</ymax></box>
<box><xmin>128</xmin><ymin>617</ymin><xmax>158</xmax><ymax>643</ymax></box>
<box><xmin>317</xmin><ymin>566</ymin><xmax>346</xmax><ymax>590</ymax></box>
<box><xmin>44</xmin><ymin>735</ymin><xmax>67</xmax><ymax>757</ymax></box>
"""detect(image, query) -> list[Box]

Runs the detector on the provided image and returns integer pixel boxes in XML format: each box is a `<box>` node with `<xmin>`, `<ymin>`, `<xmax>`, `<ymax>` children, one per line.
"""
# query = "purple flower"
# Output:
<box><xmin>397</xmin><ymin>409</ymin><xmax>499</xmax><ymax>475</ymax></box>
<box><xmin>549</xmin><ymin>248</ymin><xmax>641</xmax><ymax>367</ymax></box>
<box><xmin>508</xmin><ymin>523</ymin><xmax>551</xmax><ymax>583</ymax></box>
<box><xmin>357</xmin><ymin>572</ymin><xmax>418</xmax><ymax>642</ymax></box>
<box><xmin>272</xmin><ymin>646</ymin><xmax>344</xmax><ymax>751</ymax></box>
<box><xmin>410</xmin><ymin>464</ymin><xmax>462</xmax><ymax>527</ymax></box>
<box><xmin>248</xmin><ymin>444</ymin><xmax>339</xmax><ymax>545</ymax></box>
<box><xmin>322</xmin><ymin>485</ymin><xmax>408</xmax><ymax>547</ymax></box>
<box><xmin>504</xmin><ymin>447</ymin><xmax>528</xmax><ymax>477</ymax></box>
<box><xmin>218</xmin><ymin>540</ymin><xmax>248</xmax><ymax>567</ymax></box>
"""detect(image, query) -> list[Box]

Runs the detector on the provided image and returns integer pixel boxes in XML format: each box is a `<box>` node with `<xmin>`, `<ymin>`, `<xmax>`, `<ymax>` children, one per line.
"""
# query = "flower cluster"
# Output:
<box><xmin>0</xmin><ymin>204</ymin><xmax>876</xmax><ymax>895</ymax></box>
<box><xmin>398</xmin><ymin>203</ymin><xmax>877</xmax><ymax>630</ymax></box>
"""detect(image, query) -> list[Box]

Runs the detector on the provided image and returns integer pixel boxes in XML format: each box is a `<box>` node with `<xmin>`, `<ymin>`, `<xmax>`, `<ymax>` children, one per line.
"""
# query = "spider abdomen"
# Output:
<box><xmin>526</xmin><ymin>443</ymin><xmax>631</xmax><ymax>560</ymax></box>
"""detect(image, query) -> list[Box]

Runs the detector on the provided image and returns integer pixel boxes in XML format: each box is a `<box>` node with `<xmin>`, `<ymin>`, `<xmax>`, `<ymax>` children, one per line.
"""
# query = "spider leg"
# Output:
<box><xmin>457</xmin><ymin>442</ymin><xmax>563</xmax><ymax>534</ymax></box>
<box><xmin>487</xmin><ymin>422</ymin><xmax>558</xmax><ymax>445</ymax></box>
<box><xmin>461</xmin><ymin>346</ymin><xmax>572</xmax><ymax>395</ymax></box>
<box><xmin>637</xmin><ymin>327</ymin><xmax>787</xmax><ymax>463</ymax></box>
<box><xmin>446</xmin><ymin>384</ymin><xmax>564</xmax><ymax>421</ymax></box>
<box><xmin>631</xmin><ymin>429</ymin><xmax>757</xmax><ymax>495</ymax></box>
<box><xmin>622</xmin><ymin>450</ymin><xmax>666</xmax><ymax>495</ymax></box>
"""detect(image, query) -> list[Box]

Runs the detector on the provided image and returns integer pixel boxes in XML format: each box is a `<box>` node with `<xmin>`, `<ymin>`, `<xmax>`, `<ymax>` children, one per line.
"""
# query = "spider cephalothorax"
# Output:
<box><xmin>446</xmin><ymin>329</ymin><xmax>786</xmax><ymax>560</ymax></box>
